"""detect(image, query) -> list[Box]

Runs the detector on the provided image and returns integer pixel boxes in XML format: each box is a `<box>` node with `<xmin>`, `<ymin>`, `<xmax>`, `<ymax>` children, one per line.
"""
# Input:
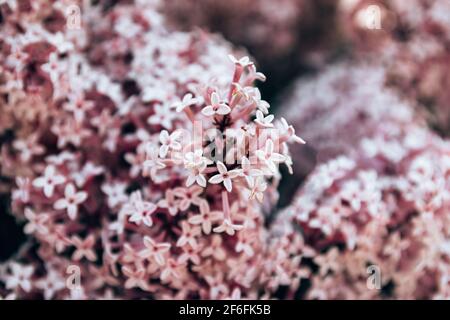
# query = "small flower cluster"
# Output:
<box><xmin>0</xmin><ymin>0</ymin><xmax>302</xmax><ymax>299</ymax></box>
<box><xmin>279</xmin><ymin>62</ymin><xmax>423</xmax><ymax>179</ymax></box>
<box><xmin>270</xmin><ymin>124</ymin><xmax>450</xmax><ymax>299</ymax></box>
<box><xmin>338</xmin><ymin>0</ymin><xmax>450</xmax><ymax>135</ymax></box>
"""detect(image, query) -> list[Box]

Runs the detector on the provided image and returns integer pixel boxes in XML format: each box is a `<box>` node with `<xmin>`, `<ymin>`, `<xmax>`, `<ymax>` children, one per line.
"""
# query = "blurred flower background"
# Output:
<box><xmin>0</xmin><ymin>0</ymin><xmax>449</xmax><ymax>300</ymax></box>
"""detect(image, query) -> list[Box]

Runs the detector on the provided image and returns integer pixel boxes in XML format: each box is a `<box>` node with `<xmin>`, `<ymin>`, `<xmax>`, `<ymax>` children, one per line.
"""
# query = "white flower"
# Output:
<box><xmin>188</xmin><ymin>200</ymin><xmax>222</xmax><ymax>234</ymax></box>
<box><xmin>278</xmin><ymin>117</ymin><xmax>306</xmax><ymax>144</ymax></box>
<box><xmin>159</xmin><ymin>130</ymin><xmax>182</xmax><ymax>158</ymax></box>
<box><xmin>240</xmin><ymin>156</ymin><xmax>263</xmax><ymax>181</ymax></box>
<box><xmin>143</xmin><ymin>143</ymin><xmax>167</xmax><ymax>174</ymax></box>
<box><xmin>245</xmin><ymin>176</ymin><xmax>267</xmax><ymax>203</ymax></box>
<box><xmin>72</xmin><ymin>162</ymin><xmax>104</xmax><ymax>187</ymax></box>
<box><xmin>121</xmin><ymin>191</ymin><xmax>157</xmax><ymax>227</ymax></box>
<box><xmin>213</xmin><ymin>219</ymin><xmax>244</xmax><ymax>236</ymax></box>
<box><xmin>254</xmin><ymin>110</ymin><xmax>274</xmax><ymax>128</ymax></box>
<box><xmin>255</xmin><ymin>139</ymin><xmax>286</xmax><ymax>173</ymax></box>
<box><xmin>184</xmin><ymin>149</ymin><xmax>212</xmax><ymax>169</ymax></box>
<box><xmin>54</xmin><ymin>183</ymin><xmax>88</xmax><ymax>220</ymax></box>
<box><xmin>248</xmin><ymin>64</ymin><xmax>266</xmax><ymax>82</ymax></box>
<box><xmin>202</xmin><ymin>92</ymin><xmax>231</xmax><ymax>116</ymax></box>
<box><xmin>24</xmin><ymin>208</ymin><xmax>49</xmax><ymax>235</ymax></box>
<box><xmin>114</xmin><ymin>16</ymin><xmax>142</xmax><ymax>38</ymax></box>
<box><xmin>5</xmin><ymin>263</ymin><xmax>34</xmax><ymax>293</ymax></box>
<box><xmin>186</xmin><ymin>166</ymin><xmax>207</xmax><ymax>188</ymax></box>
<box><xmin>48</xmin><ymin>32</ymin><xmax>74</xmax><ymax>54</ymax></box>
<box><xmin>36</xmin><ymin>270</ymin><xmax>65</xmax><ymax>299</ymax></box>
<box><xmin>32</xmin><ymin>165</ymin><xmax>66</xmax><ymax>198</ymax></box>
<box><xmin>184</xmin><ymin>149</ymin><xmax>212</xmax><ymax>188</ymax></box>
<box><xmin>173</xmin><ymin>93</ymin><xmax>198</xmax><ymax>112</ymax></box>
<box><xmin>101</xmin><ymin>182</ymin><xmax>128</xmax><ymax>208</ymax></box>
<box><xmin>228</xmin><ymin>54</ymin><xmax>253</xmax><ymax>68</ymax></box>
<box><xmin>208</xmin><ymin>162</ymin><xmax>241</xmax><ymax>192</ymax></box>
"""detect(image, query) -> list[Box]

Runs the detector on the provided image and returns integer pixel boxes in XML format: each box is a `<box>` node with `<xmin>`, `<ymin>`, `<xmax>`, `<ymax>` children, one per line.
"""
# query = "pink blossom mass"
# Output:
<box><xmin>1</xmin><ymin>0</ymin><xmax>450</xmax><ymax>301</ymax></box>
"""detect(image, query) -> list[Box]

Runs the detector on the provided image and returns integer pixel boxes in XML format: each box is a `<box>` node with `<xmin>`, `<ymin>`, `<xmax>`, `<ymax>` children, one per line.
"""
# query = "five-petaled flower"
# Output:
<box><xmin>121</xmin><ymin>190</ymin><xmax>157</xmax><ymax>227</ymax></box>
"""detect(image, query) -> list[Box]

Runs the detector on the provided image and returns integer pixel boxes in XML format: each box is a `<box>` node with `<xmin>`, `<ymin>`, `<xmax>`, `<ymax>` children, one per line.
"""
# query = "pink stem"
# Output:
<box><xmin>222</xmin><ymin>190</ymin><xmax>231</xmax><ymax>221</ymax></box>
<box><xmin>183</xmin><ymin>108</ymin><xmax>195</xmax><ymax>123</ymax></box>
<box><xmin>228</xmin><ymin>66</ymin><xmax>243</xmax><ymax>101</ymax></box>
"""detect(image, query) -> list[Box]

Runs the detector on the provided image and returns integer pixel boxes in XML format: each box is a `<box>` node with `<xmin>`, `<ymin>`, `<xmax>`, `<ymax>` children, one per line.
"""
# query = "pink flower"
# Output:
<box><xmin>101</xmin><ymin>182</ymin><xmax>128</xmax><ymax>208</ymax></box>
<box><xmin>173</xmin><ymin>185</ymin><xmax>203</xmax><ymax>211</ymax></box>
<box><xmin>176</xmin><ymin>221</ymin><xmax>201</xmax><ymax>248</ymax></box>
<box><xmin>147</xmin><ymin>103</ymin><xmax>176</xmax><ymax>130</ymax></box>
<box><xmin>160</xmin><ymin>258</ymin><xmax>182</xmax><ymax>283</ymax></box>
<box><xmin>12</xmin><ymin>177</ymin><xmax>30</xmax><ymax>203</ymax></box>
<box><xmin>24</xmin><ymin>208</ymin><xmax>49</xmax><ymax>235</ymax></box>
<box><xmin>12</xmin><ymin>134</ymin><xmax>45</xmax><ymax>162</ymax></box>
<box><xmin>255</xmin><ymin>139</ymin><xmax>285</xmax><ymax>173</ymax></box>
<box><xmin>184</xmin><ymin>149</ymin><xmax>212</xmax><ymax>187</ymax></box>
<box><xmin>71</xmin><ymin>235</ymin><xmax>97</xmax><ymax>262</ymax></box>
<box><xmin>213</xmin><ymin>218</ymin><xmax>244</xmax><ymax>236</ymax></box>
<box><xmin>5</xmin><ymin>263</ymin><xmax>34</xmax><ymax>293</ymax></box>
<box><xmin>201</xmin><ymin>92</ymin><xmax>231</xmax><ymax>116</ymax></box>
<box><xmin>159</xmin><ymin>129</ymin><xmax>182</xmax><ymax>158</ymax></box>
<box><xmin>178</xmin><ymin>246</ymin><xmax>201</xmax><ymax>265</ymax></box>
<box><xmin>36</xmin><ymin>270</ymin><xmax>66</xmax><ymax>299</ymax></box>
<box><xmin>201</xmin><ymin>235</ymin><xmax>226</xmax><ymax>261</ymax></box>
<box><xmin>121</xmin><ymin>191</ymin><xmax>157</xmax><ymax>227</ymax></box>
<box><xmin>139</xmin><ymin>236</ymin><xmax>171</xmax><ymax>266</ymax></box>
<box><xmin>254</xmin><ymin>110</ymin><xmax>274</xmax><ymax>128</ymax></box>
<box><xmin>228</xmin><ymin>54</ymin><xmax>253</xmax><ymax>68</ymax></box>
<box><xmin>32</xmin><ymin>165</ymin><xmax>66</xmax><ymax>198</ymax></box>
<box><xmin>54</xmin><ymin>183</ymin><xmax>88</xmax><ymax>220</ymax></box>
<box><xmin>235</xmin><ymin>232</ymin><xmax>256</xmax><ymax>256</ymax></box>
<box><xmin>208</xmin><ymin>161</ymin><xmax>241</xmax><ymax>192</ymax></box>
<box><xmin>174</xmin><ymin>93</ymin><xmax>198</xmax><ymax>112</ymax></box>
<box><xmin>240</xmin><ymin>156</ymin><xmax>263</xmax><ymax>180</ymax></box>
<box><xmin>188</xmin><ymin>200</ymin><xmax>222</xmax><ymax>234</ymax></box>
<box><xmin>63</xmin><ymin>93</ymin><xmax>95</xmax><ymax>122</ymax></box>
<box><xmin>245</xmin><ymin>176</ymin><xmax>267</xmax><ymax>203</ymax></box>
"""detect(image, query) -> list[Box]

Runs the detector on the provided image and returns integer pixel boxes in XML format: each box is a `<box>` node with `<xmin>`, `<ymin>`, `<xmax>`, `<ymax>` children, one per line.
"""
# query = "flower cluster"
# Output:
<box><xmin>278</xmin><ymin>62</ymin><xmax>424</xmax><ymax>180</ymax></box>
<box><xmin>338</xmin><ymin>0</ymin><xmax>450</xmax><ymax>135</ymax></box>
<box><xmin>0</xmin><ymin>0</ymin><xmax>302</xmax><ymax>299</ymax></box>
<box><xmin>270</xmin><ymin>124</ymin><xmax>450</xmax><ymax>299</ymax></box>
